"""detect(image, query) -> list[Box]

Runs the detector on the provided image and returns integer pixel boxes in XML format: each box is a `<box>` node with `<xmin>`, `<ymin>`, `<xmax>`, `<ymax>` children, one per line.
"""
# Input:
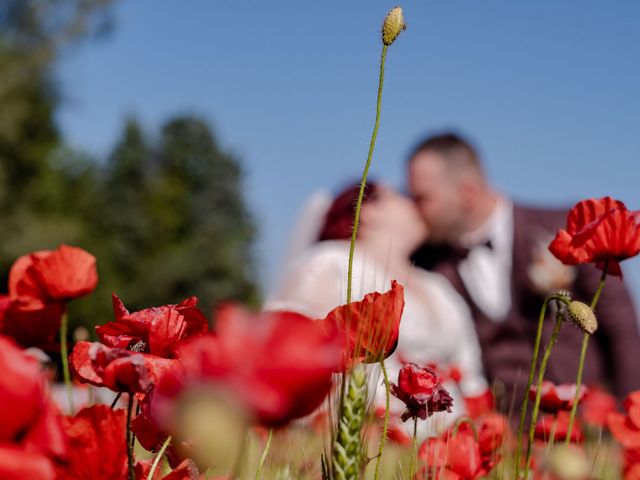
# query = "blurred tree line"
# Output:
<box><xmin>0</xmin><ymin>0</ymin><xmax>259</xmax><ymax>332</ymax></box>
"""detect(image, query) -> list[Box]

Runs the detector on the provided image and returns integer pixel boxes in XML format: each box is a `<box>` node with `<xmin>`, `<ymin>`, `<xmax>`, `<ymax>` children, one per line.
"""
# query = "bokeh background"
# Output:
<box><xmin>2</xmin><ymin>1</ymin><xmax>639</xmax><ymax>330</ymax></box>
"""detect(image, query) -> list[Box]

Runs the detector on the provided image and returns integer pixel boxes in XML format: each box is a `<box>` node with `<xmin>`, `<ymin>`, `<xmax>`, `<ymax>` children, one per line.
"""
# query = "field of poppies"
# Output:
<box><xmin>3</xmin><ymin>5</ymin><xmax>640</xmax><ymax>480</ymax></box>
<box><xmin>1</xmin><ymin>198</ymin><xmax>640</xmax><ymax>480</ymax></box>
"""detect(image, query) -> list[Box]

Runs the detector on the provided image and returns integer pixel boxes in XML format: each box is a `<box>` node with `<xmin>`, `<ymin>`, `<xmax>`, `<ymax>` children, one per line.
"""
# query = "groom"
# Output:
<box><xmin>407</xmin><ymin>132</ymin><xmax>640</xmax><ymax>405</ymax></box>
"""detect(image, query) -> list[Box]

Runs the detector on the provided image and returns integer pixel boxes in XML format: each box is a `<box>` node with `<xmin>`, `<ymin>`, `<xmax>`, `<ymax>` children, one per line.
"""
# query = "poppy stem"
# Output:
<box><xmin>147</xmin><ymin>435</ymin><xmax>172</xmax><ymax>480</ymax></box>
<box><xmin>409</xmin><ymin>416</ymin><xmax>418</xmax><ymax>480</ymax></box>
<box><xmin>373</xmin><ymin>359</ymin><xmax>390</xmax><ymax>480</ymax></box>
<box><xmin>346</xmin><ymin>43</ymin><xmax>388</xmax><ymax>304</ymax></box>
<box><xmin>564</xmin><ymin>266</ymin><xmax>607</xmax><ymax>446</ymax></box>
<box><xmin>514</xmin><ymin>293</ymin><xmax>569</xmax><ymax>479</ymax></box>
<box><xmin>59</xmin><ymin>311</ymin><xmax>75</xmax><ymax>414</ymax></box>
<box><xmin>127</xmin><ymin>394</ymin><xmax>135</xmax><ymax>480</ymax></box>
<box><xmin>255</xmin><ymin>428</ymin><xmax>273</xmax><ymax>480</ymax></box>
<box><xmin>523</xmin><ymin>312</ymin><xmax>564</xmax><ymax>479</ymax></box>
<box><xmin>110</xmin><ymin>392</ymin><xmax>122</xmax><ymax>409</ymax></box>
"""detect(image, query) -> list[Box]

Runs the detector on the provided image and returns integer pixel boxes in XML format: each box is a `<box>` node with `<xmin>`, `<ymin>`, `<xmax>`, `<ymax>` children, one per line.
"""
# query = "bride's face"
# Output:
<box><xmin>361</xmin><ymin>186</ymin><xmax>429</xmax><ymax>252</ymax></box>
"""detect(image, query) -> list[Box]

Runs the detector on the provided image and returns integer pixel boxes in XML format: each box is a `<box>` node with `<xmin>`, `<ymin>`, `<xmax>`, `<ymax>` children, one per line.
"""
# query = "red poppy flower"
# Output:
<box><xmin>419</xmin><ymin>430</ymin><xmax>492</xmax><ymax>480</ymax></box>
<box><xmin>0</xmin><ymin>335</ymin><xmax>67</xmax><ymax>478</ymax></box>
<box><xmin>0</xmin><ymin>295</ymin><xmax>9</xmax><ymax>322</ymax></box>
<box><xmin>145</xmin><ymin>305</ymin><xmax>344</xmax><ymax>432</ymax></box>
<box><xmin>463</xmin><ymin>390</ymin><xmax>495</xmax><ymax>419</ymax></box>
<box><xmin>321</xmin><ymin>280</ymin><xmax>404</xmax><ymax>366</ymax></box>
<box><xmin>477</xmin><ymin>412</ymin><xmax>508</xmax><ymax>456</ymax></box>
<box><xmin>535</xmin><ymin>411</ymin><xmax>583</xmax><ymax>443</ymax></box>
<box><xmin>529</xmin><ymin>381</ymin><xmax>588</xmax><ymax>414</ymax></box>
<box><xmin>9</xmin><ymin>245</ymin><xmax>98</xmax><ymax>306</ymax></box>
<box><xmin>70</xmin><ymin>341</ymin><xmax>181</xmax><ymax>394</ymax></box>
<box><xmin>609</xmin><ymin>391</ymin><xmax>640</xmax><ymax>449</ymax></box>
<box><xmin>97</xmin><ymin>294</ymin><xmax>208</xmax><ymax>358</ymax></box>
<box><xmin>54</xmin><ymin>405</ymin><xmax>128</xmax><ymax>479</ymax></box>
<box><xmin>0</xmin><ymin>446</ymin><xmax>57</xmax><ymax>480</ymax></box>
<box><xmin>1</xmin><ymin>245</ymin><xmax>97</xmax><ymax>349</ymax></box>
<box><xmin>386</xmin><ymin>422</ymin><xmax>412</xmax><ymax>446</ymax></box>
<box><xmin>580</xmin><ymin>386</ymin><xmax>617</xmax><ymax>427</ymax></box>
<box><xmin>549</xmin><ymin>197</ymin><xmax>640</xmax><ymax>276</ymax></box>
<box><xmin>623</xmin><ymin>448</ymin><xmax>640</xmax><ymax>480</ymax></box>
<box><xmin>390</xmin><ymin>362</ymin><xmax>453</xmax><ymax>422</ymax></box>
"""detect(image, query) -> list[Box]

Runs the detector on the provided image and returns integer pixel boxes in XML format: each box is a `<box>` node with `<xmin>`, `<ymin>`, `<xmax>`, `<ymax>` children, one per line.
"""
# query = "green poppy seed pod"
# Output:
<box><xmin>382</xmin><ymin>6</ymin><xmax>406</xmax><ymax>45</ymax></box>
<box><xmin>568</xmin><ymin>301</ymin><xmax>598</xmax><ymax>334</ymax></box>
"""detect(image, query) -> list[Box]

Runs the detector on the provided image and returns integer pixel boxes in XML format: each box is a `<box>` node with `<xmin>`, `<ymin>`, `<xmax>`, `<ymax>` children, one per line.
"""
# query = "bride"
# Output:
<box><xmin>265</xmin><ymin>182</ymin><xmax>488</xmax><ymax>434</ymax></box>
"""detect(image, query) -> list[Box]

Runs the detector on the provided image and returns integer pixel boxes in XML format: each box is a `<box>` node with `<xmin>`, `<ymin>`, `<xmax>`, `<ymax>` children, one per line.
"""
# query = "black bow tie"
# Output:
<box><xmin>450</xmin><ymin>239</ymin><xmax>493</xmax><ymax>263</ymax></box>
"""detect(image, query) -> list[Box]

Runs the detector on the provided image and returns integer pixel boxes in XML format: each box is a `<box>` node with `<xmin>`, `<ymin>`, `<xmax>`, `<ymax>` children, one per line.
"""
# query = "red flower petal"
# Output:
<box><xmin>31</xmin><ymin>244</ymin><xmax>98</xmax><ymax>301</ymax></box>
<box><xmin>549</xmin><ymin>197</ymin><xmax>640</xmax><ymax>276</ymax></box>
<box><xmin>97</xmin><ymin>296</ymin><xmax>208</xmax><ymax>357</ymax></box>
<box><xmin>609</xmin><ymin>412</ymin><xmax>640</xmax><ymax>449</ymax></box>
<box><xmin>0</xmin><ymin>336</ymin><xmax>47</xmax><ymax>442</ymax></box>
<box><xmin>0</xmin><ymin>446</ymin><xmax>55</xmax><ymax>480</ymax></box>
<box><xmin>56</xmin><ymin>405</ymin><xmax>128</xmax><ymax>480</ymax></box>
<box><xmin>322</xmin><ymin>280</ymin><xmax>404</xmax><ymax>365</ymax></box>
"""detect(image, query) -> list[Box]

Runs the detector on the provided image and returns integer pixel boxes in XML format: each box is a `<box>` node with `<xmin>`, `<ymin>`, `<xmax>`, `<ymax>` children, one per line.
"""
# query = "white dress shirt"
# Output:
<box><xmin>457</xmin><ymin>198</ymin><xmax>514</xmax><ymax>322</ymax></box>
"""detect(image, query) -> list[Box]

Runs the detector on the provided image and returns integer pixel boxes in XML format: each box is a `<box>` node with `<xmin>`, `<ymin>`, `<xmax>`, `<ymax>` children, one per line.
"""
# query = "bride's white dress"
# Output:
<box><xmin>265</xmin><ymin>239</ymin><xmax>487</xmax><ymax>436</ymax></box>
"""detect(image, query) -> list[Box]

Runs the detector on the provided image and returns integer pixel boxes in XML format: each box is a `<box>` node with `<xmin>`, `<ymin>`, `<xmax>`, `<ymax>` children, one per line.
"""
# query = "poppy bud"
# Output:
<box><xmin>567</xmin><ymin>301</ymin><xmax>597</xmax><ymax>334</ymax></box>
<box><xmin>382</xmin><ymin>6</ymin><xmax>406</xmax><ymax>45</ymax></box>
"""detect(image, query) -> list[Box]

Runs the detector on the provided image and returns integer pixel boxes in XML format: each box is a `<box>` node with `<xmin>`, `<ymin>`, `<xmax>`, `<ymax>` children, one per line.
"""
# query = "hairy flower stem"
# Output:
<box><xmin>409</xmin><ymin>417</ymin><xmax>418</xmax><ymax>480</ymax></box>
<box><xmin>332</xmin><ymin>366</ymin><xmax>367</xmax><ymax>480</ymax></box>
<box><xmin>256</xmin><ymin>428</ymin><xmax>274</xmax><ymax>480</ymax></box>
<box><xmin>523</xmin><ymin>313</ymin><xmax>564</xmax><ymax>479</ymax></box>
<box><xmin>564</xmin><ymin>267</ymin><xmax>607</xmax><ymax>446</ymax></box>
<box><xmin>346</xmin><ymin>44</ymin><xmax>388</xmax><ymax>304</ymax></box>
<box><xmin>147</xmin><ymin>435</ymin><xmax>172</xmax><ymax>480</ymax></box>
<box><xmin>514</xmin><ymin>294</ymin><xmax>569</xmax><ymax>479</ymax></box>
<box><xmin>373</xmin><ymin>359</ymin><xmax>390</xmax><ymax>480</ymax></box>
<box><xmin>60</xmin><ymin>311</ymin><xmax>74</xmax><ymax>413</ymax></box>
<box><xmin>127</xmin><ymin>394</ymin><xmax>135</xmax><ymax>480</ymax></box>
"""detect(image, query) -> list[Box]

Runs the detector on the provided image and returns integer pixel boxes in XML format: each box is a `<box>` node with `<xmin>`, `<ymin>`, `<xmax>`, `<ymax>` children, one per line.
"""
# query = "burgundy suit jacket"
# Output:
<box><xmin>412</xmin><ymin>204</ymin><xmax>640</xmax><ymax>407</ymax></box>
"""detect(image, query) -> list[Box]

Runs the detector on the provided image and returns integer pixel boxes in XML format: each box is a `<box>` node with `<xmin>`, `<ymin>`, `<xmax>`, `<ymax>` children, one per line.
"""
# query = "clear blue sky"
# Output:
<box><xmin>55</xmin><ymin>1</ymin><xmax>640</xmax><ymax>300</ymax></box>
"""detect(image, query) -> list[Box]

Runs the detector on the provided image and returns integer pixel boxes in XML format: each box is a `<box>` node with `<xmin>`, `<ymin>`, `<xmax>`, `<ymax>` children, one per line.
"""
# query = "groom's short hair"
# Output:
<box><xmin>408</xmin><ymin>132</ymin><xmax>483</xmax><ymax>178</ymax></box>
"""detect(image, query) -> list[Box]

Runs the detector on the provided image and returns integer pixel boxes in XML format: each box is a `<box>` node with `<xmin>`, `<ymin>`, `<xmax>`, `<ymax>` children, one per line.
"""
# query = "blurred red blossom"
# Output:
<box><xmin>580</xmin><ymin>386</ymin><xmax>617</xmax><ymax>427</ymax></box>
<box><xmin>463</xmin><ymin>390</ymin><xmax>495</xmax><ymax>419</ymax></box>
<box><xmin>549</xmin><ymin>197</ymin><xmax>640</xmax><ymax>276</ymax></box>
<box><xmin>0</xmin><ymin>245</ymin><xmax>97</xmax><ymax>350</ymax></box>
<box><xmin>529</xmin><ymin>381</ymin><xmax>588</xmax><ymax>414</ymax></box>
<box><xmin>419</xmin><ymin>428</ymin><xmax>498</xmax><ymax>480</ymax></box>
<box><xmin>0</xmin><ymin>335</ymin><xmax>67</xmax><ymax>479</ymax></box>
<box><xmin>171</xmin><ymin>305</ymin><xmax>344</xmax><ymax>426</ymax></box>
<box><xmin>321</xmin><ymin>280</ymin><xmax>404</xmax><ymax>366</ymax></box>
<box><xmin>390</xmin><ymin>362</ymin><xmax>453</xmax><ymax>422</ymax></box>
<box><xmin>54</xmin><ymin>405</ymin><xmax>127</xmax><ymax>479</ymax></box>
<box><xmin>535</xmin><ymin>411</ymin><xmax>583</xmax><ymax>443</ymax></box>
<box><xmin>609</xmin><ymin>391</ymin><xmax>640</xmax><ymax>449</ymax></box>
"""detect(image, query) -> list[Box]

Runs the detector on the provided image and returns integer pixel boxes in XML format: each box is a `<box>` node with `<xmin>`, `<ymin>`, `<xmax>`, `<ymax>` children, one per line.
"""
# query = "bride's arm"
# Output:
<box><xmin>263</xmin><ymin>244</ymin><xmax>346</xmax><ymax>319</ymax></box>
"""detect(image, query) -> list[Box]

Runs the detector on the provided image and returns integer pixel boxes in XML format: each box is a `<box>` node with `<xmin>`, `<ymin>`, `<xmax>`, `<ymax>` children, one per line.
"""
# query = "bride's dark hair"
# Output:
<box><xmin>317</xmin><ymin>182</ymin><xmax>380</xmax><ymax>241</ymax></box>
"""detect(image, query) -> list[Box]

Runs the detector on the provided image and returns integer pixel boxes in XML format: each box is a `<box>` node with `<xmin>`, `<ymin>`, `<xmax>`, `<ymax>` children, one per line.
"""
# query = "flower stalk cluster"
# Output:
<box><xmin>332</xmin><ymin>366</ymin><xmax>368</xmax><ymax>480</ymax></box>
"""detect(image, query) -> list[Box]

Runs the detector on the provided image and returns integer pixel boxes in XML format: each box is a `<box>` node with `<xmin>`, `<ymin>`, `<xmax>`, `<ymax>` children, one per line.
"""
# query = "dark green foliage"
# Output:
<box><xmin>0</xmin><ymin>1</ymin><xmax>259</xmax><ymax>332</ymax></box>
<box><xmin>90</xmin><ymin>116</ymin><xmax>259</xmax><ymax>325</ymax></box>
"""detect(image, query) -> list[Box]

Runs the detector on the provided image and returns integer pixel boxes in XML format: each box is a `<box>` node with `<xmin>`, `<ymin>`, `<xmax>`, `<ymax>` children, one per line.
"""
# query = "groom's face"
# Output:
<box><xmin>408</xmin><ymin>151</ymin><xmax>466</xmax><ymax>244</ymax></box>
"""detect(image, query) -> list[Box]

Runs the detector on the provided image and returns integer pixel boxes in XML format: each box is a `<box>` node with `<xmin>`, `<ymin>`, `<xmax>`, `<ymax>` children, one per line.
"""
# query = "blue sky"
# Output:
<box><xmin>55</xmin><ymin>1</ymin><xmax>640</xmax><ymax>299</ymax></box>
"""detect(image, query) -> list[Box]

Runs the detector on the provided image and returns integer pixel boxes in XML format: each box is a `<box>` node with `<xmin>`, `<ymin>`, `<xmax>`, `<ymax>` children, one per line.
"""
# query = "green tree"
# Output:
<box><xmin>0</xmin><ymin>0</ymin><xmax>114</xmax><ymax>285</ymax></box>
<box><xmin>87</xmin><ymin>115</ymin><xmax>258</xmax><ymax>327</ymax></box>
